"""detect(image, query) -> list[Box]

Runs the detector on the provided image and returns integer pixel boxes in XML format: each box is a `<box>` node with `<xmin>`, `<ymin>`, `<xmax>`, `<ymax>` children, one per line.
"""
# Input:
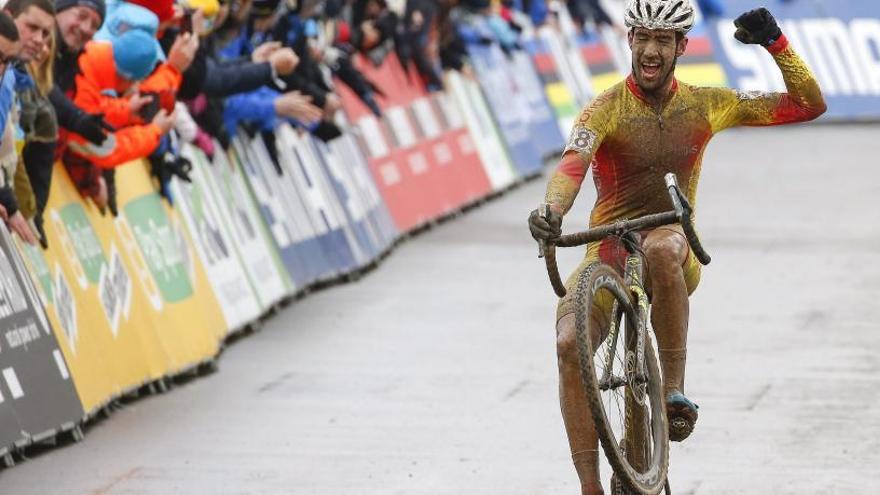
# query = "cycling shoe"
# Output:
<box><xmin>667</xmin><ymin>391</ymin><xmax>699</xmax><ymax>442</ymax></box>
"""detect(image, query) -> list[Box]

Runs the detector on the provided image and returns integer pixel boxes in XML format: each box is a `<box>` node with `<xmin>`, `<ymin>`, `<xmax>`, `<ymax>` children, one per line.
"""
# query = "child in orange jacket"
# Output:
<box><xmin>66</xmin><ymin>29</ymin><xmax>177</xmax><ymax>169</ymax></box>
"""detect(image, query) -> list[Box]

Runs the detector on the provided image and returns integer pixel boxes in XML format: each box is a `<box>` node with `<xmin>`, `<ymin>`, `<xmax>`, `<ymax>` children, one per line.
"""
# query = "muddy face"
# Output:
<box><xmin>628</xmin><ymin>27</ymin><xmax>687</xmax><ymax>95</ymax></box>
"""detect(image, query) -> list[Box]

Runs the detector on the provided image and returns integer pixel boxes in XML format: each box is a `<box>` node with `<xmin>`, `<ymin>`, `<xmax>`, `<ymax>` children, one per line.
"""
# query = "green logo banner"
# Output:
<box><xmin>123</xmin><ymin>194</ymin><xmax>193</xmax><ymax>303</ymax></box>
<box><xmin>59</xmin><ymin>204</ymin><xmax>106</xmax><ymax>285</ymax></box>
<box><xmin>21</xmin><ymin>243</ymin><xmax>53</xmax><ymax>305</ymax></box>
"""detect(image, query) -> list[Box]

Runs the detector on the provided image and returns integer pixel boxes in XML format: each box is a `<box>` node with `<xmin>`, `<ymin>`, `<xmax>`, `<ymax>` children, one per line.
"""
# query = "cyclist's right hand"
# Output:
<box><xmin>528</xmin><ymin>204</ymin><xmax>562</xmax><ymax>241</ymax></box>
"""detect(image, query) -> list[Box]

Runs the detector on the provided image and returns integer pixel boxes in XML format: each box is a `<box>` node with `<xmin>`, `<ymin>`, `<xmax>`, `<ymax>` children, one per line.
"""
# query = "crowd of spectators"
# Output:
<box><xmin>0</xmin><ymin>0</ymin><xmax>556</xmax><ymax>250</ymax></box>
<box><xmin>0</xmin><ymin>0</ymin><xmax>769</xmax><ymax>249</ymax></box>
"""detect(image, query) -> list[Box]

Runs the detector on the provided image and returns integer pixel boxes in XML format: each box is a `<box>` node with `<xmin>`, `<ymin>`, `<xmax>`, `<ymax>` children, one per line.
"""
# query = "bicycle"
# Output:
<box><xmin>537</xmin><ymin>173</ymin><xmax>711</xmax><ymax>495</ymax></box>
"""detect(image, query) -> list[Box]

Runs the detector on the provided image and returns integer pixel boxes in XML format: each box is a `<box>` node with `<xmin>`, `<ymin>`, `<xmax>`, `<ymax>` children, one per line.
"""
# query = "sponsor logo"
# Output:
<box><xmin>97</xmin><ymin>245</ymin><xmax>132</xmax><ymax>337</ymax></box>
<box><xmin>716</xmin><ymin>18</ymin><xmax>880</xmax><ymax>97</ymax></box>
<box><xmin>20</xmin><ymin>243</ymin><xmax>53</xmax><ymax>305</ymax></box>
<box><xmin>123</xmin><ymin>194</ymin><xmax>194</xmax><ymax>304</ymax></box>
<box><xmin>54</xmin><ymin>266</ymin><xmax>77</xmax><ymax>353</ymax></box>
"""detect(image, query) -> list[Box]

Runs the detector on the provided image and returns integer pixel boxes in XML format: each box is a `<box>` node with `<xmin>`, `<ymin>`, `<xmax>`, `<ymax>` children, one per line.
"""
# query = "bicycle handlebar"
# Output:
<box><xmin>664</xmin><ymin>173</ymin><xmax>711</xmax><ymax>266</ymax></box>
<box><xmin>539</xmin><ymin>173</ymin><xmax>711</xmax><ymax>298</ymax></box>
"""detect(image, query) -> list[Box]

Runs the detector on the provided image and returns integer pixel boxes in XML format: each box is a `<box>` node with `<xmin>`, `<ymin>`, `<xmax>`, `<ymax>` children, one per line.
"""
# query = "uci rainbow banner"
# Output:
<box><xmin>707</xmin><ymin>0</ymin><xmax>880</xmax><ymax>121</ymax></box>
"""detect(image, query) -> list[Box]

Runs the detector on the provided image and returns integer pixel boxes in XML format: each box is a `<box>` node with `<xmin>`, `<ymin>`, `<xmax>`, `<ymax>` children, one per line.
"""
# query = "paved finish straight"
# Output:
<box><xmin>1</xmin><ymin>125</ymin><xmax>878</xmax><ymax>494</ymax></box>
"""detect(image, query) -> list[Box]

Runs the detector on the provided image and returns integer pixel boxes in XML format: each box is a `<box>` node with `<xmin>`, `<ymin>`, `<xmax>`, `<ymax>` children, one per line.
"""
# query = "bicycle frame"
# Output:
<box><xmin>539</xmin><ymin>173</ymin><xmax>711</xmax><ymax>493</ymax></box>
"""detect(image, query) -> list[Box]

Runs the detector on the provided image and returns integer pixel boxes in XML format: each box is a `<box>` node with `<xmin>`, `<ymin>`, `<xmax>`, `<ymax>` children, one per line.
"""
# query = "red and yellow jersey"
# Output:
<box><xmin>545</xmin><ymin>35</ymin><xmax>826</xmax><ymax>229</ymax></box>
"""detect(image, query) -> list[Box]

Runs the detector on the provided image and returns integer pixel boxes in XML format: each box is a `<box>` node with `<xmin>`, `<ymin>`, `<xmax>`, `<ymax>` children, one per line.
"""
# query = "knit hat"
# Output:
<box><xmin>127</xmin><ymin>0</ymin><xmax>176</xmax><ymax>24</ymax></box>
<box><xmin>94</xmin><ymin>2</ymin><xmax>166</xmax><ymax>62</ymax></box>
<box><xmin>55</xmin><ymin>0</ymin><xmax>106</xmax><ymax>23</ymax></box>
<box><xmin>112</xmin><ymin>29</ymin><xmax>159</xmax><ymax>81</ymax></box>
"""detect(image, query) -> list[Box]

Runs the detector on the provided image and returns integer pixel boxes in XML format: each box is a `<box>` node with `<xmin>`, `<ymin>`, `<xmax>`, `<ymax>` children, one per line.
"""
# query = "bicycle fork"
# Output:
<box><xmin>626</xmin><ymin>255</ymin><xmax>650</xmax><ymax>386</ymax></box>
<box><xmin>597</xmin><ymin>254</ymin><xmax>649</xmax><ymax>392</ymax></box>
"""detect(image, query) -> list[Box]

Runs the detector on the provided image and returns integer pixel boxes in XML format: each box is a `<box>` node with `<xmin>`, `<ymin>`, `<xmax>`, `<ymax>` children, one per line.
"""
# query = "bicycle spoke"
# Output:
<box><xmin>574</xmin><ymin>264</ymin><xmax>668</xmax><ymax>494</ymax></box>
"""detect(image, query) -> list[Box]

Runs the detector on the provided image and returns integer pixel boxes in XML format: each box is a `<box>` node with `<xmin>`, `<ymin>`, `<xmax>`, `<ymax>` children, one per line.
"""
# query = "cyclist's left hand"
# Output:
<box><xmin>528</xmin><ymin>204</ymin><xmax>562</xmax><ymax>241</ymax></box>
<box><xmin>733</xmin><ymin>8</ymin><xmax>782</xmax><ymax>47</ymax></box>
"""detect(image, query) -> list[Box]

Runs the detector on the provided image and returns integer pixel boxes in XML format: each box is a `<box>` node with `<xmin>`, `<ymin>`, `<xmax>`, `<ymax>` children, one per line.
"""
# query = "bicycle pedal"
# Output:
<box><xmin>669</xmin><ymin>416</ymin><xmax>695</xmax><ymax>442</ymax></box>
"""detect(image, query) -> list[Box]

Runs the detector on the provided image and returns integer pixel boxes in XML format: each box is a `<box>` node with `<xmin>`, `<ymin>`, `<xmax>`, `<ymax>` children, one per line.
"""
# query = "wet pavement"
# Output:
<box><xmin>1</xmin><ymin>124</ymin><xmax>878</xmax><ymax>494</ymax></box>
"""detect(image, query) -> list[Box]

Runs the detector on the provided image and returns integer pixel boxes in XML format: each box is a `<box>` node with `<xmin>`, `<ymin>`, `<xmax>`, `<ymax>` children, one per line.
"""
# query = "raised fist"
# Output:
<box><xmin>734</xmin><ymin>8</ymin><xmax>782</xmax><ymax>47</ymax></box>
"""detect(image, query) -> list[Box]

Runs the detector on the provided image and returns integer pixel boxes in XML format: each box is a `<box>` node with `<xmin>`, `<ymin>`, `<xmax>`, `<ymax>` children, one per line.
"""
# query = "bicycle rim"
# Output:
<box><xmin>573</xmin><ymin>263</ymin><xmax>668</xmax><ymax>495</ymax></box>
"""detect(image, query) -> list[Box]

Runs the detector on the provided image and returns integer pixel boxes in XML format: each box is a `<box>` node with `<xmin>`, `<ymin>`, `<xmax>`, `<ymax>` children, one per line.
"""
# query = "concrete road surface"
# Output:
<box><xmin>1</xmin><ymin>125</ymin><xmax>878</xmax><ymax>494</ymax></box>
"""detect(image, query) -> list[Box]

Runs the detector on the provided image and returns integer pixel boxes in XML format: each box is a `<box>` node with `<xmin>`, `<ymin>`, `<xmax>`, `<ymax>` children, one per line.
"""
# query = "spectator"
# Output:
<box><xmin>50</xmin><ymin>0</ymin><xmax>112</xmax><ymax>151</ymax></box>
<box><xmin>402</xmin><ymin>0</ymin><xmax>444</xmax><ymax>90</ymax></box>
<box><xmin>0</xmin><ymin>10</ymin><xmax>37</xmax><ymax>244</ymax></box>
<box><xmin>219</xmin><ymin>1</ymin><xmax>324</xmax><ymax>143</ymax></box>
<box><xmin>436</xmin><ymin>0</ymin><xmax>471</xmax><ymax>73</ymax></box>
<box><xmin>4</xmin><ymin>0</ymin><xmax>57</xmax><ymax>247</ymax></box>
<box><xmin>264</xmin><ymin>0</ymin><xmax>338</xmax><ymax>115</ymax></box>
<box><xmin>64</xmin><ymin>29</ymin><xmax>176</xmax><ymax>208</ymax></box>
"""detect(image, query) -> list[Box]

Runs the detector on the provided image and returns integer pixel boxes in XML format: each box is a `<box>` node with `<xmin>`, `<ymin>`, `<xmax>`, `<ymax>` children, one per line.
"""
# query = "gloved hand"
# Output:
<box><xmin>528</xmin><ymin>204</ymin><xmax>562</xmax><ymax>241</ymax></box>
<box><xmin>169</xmin><ymin>155</ymin><xmax>193</xmax><ymax>183</ymax></box>
<box><xmin>75</xmin><ymin>112</ymin><xmax>115</xmax><ymax>145</ymax></box>
<box><xmin>734</xmin><ymin>8</ymin><xmax>782</xmax><ymax>47</ymax></box>
<box><xmin>151</xmin><ymin>152</ymin><xmax>193</xmax><ymax>205</ymax></box>
<box><xmin>34</xmin><ymin>214</ymin><xmax>48</xmax><ymax>250</ymax></box>
<box><xmin>103</xmin><ymin>170</ymin><xmax>118</xmax><ymax>217</ymax></box>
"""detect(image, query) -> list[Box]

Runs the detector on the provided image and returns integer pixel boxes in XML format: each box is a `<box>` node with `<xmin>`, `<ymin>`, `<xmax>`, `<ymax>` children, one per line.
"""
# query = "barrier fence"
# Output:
<box><xmin>0</xmin><ymin>3</ymin><xmax>873</xmax><ymax>465</ymax></box>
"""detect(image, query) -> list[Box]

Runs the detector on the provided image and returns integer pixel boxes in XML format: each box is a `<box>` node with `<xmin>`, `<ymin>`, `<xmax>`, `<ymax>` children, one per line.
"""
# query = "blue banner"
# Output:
<box><xmin>232</xmin><ymin>135</ymin><xmax>332</xmax><ymax>288</ymax></box>
<box><xmin>468</xmin><ymin>43</ymin><xmax>543</xmax><ymax>176</ymax></box>
<box><xmin>708</xmin><ymin>0</ymin><xmax>880</xmax><ymax>121</ymax></box>
<box><xmin>510</xmin><ymin>51</ymin><xmax>566</xmax><ymax>160</ymax></box>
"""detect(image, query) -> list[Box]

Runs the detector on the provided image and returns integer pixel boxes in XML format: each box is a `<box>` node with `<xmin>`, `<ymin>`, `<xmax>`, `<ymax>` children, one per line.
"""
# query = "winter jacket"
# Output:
<box><xmin>67</xmin><ymin>41</ymin><xmax>173</xmax><ymax>168</ymax></box>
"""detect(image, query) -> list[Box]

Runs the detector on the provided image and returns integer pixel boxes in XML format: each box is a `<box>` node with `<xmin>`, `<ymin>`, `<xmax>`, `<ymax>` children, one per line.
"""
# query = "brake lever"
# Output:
<box><xmin>664</xmin><ymin>173</ymin><xmax>686</xmax><ymax>220</ymax></box>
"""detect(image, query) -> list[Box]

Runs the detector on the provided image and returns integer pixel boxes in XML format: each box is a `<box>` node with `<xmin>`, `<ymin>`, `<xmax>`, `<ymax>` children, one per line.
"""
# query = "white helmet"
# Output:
<box><xmin>624</xmin><ymin>0</ymin><xmax>696</xmax><ymax>35</ymax></box>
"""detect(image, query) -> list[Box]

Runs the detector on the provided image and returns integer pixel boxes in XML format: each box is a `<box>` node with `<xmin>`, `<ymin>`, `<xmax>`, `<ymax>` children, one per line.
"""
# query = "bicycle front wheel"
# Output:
<box><xmin>573</xmin><ymin>263</ymin><xmax>668</xmax><ymax>495</ymax></box>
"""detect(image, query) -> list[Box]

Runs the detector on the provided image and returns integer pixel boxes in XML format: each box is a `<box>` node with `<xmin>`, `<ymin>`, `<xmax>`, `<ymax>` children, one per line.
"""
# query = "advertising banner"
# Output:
<box><xmin>528</xmin><ymin>30</ymin><xmax>583</xmax><ymax>134</ymax></box>
<box><xmin>30</xmin><ymin>165</ymin><xmax>151</xmax><ymax>411</ymax></box>
<box><xmin>193</xmin><ymin>143</ymin><xmax>292</xmax><ymax>308</ymax></box>
<box><xmin>510</xmin><ymin>50</ymin><xmax>566</xmax><ymax>159</ymax></box>
<box><xmin>311</xmin><ymin>134</ymin><xmax>388</xmax><ymax>264</ymax></box>
<box><xmin>707</xmin><ymin>0</ymin><xmax>880</xmax><ymax>121</ymax></box>
<box><xmin>274</xmin><ymin>125</ymin><xmax>360</xmax><ymax>277</ymax></box>
<box><xmin>341</xmin><ymin>54</ymin><xmax>462</xmax><ymax>231</ymax></box>
<box><xmin>325</xmin><ymin>123</ymin><xmax>399</xmax><ymax>253</ymax></box>
<box><xmin>467</xmin><ymin>43</ymin><xmax>542</xmax><ymax>176</ymax></box>
<box><xmin>173</xmin><ymin>147</ymin><xmax>263</xmax><ymax>330</ymax></box>
<box><xmin>232</xmin><ymin>133</ymin><xmax>331</xmax><ymax>287</ymax></box>
<box><xmin>443</xmin><ymin>71</ymin><xmax>518</xmax><ymax>192</ymax></box>
<box><xmin>18</xmin><ymin>161</ymin><xmax>225</xmax><ymax>413</ymax></box>
<box><xmin>112</xmin><ymin>161</ymin><xmax>227</xmax><ymax>369</ymax></box>
<box><xmin>0</xmin><ymin>227</ymin><xmax>83</xmax><ymax>453</ymax></box>
<box><xmin>407</xmin><ymin>75</ymin><xmax>494</xmax><ymax>208</ymax></box>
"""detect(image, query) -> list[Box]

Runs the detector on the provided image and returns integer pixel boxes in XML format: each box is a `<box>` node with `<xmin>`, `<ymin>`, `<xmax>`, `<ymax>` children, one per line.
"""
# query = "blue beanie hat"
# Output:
<box><xmin>55</xmin><ymin>0</ymin><xmax>106</xmax><ymax>23</ymax></box>
<box><xmin>111</xmin><ymin>30</ymin><xmax>158</xmax><ymax>81</ymax></box>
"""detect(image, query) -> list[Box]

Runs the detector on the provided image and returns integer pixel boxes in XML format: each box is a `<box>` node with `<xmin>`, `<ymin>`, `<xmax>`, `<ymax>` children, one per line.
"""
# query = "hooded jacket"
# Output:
<box><xmin>67</xmin><ymin>41</ymin><xmax>179</xmax><ymax>168</ymax></box>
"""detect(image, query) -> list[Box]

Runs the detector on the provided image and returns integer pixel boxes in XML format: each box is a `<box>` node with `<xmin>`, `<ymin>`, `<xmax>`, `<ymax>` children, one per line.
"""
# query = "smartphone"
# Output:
<box><xmin>181</xmin><ymin>9</ymin><xmax>194</xmax><ymax>34</ymax></box>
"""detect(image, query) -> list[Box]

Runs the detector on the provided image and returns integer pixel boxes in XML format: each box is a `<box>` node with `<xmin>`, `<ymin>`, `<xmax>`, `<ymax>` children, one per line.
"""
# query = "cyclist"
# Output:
<box><xmin>528</xmin><ymin>1</ymin><xmax>826</xmax><ymax>493</ymax></box>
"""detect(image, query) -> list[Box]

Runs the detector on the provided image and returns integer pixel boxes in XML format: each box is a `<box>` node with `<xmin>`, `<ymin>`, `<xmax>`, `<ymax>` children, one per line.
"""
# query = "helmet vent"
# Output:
<box><xmin>666</xmin><ymin>1</ymin><xmax>684</xmax><ymax>20</ymax></box>
<box><xmin>671</xmin><ymin>13</ymin><xmax>690</xmax><ymax>24</ymax></box>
